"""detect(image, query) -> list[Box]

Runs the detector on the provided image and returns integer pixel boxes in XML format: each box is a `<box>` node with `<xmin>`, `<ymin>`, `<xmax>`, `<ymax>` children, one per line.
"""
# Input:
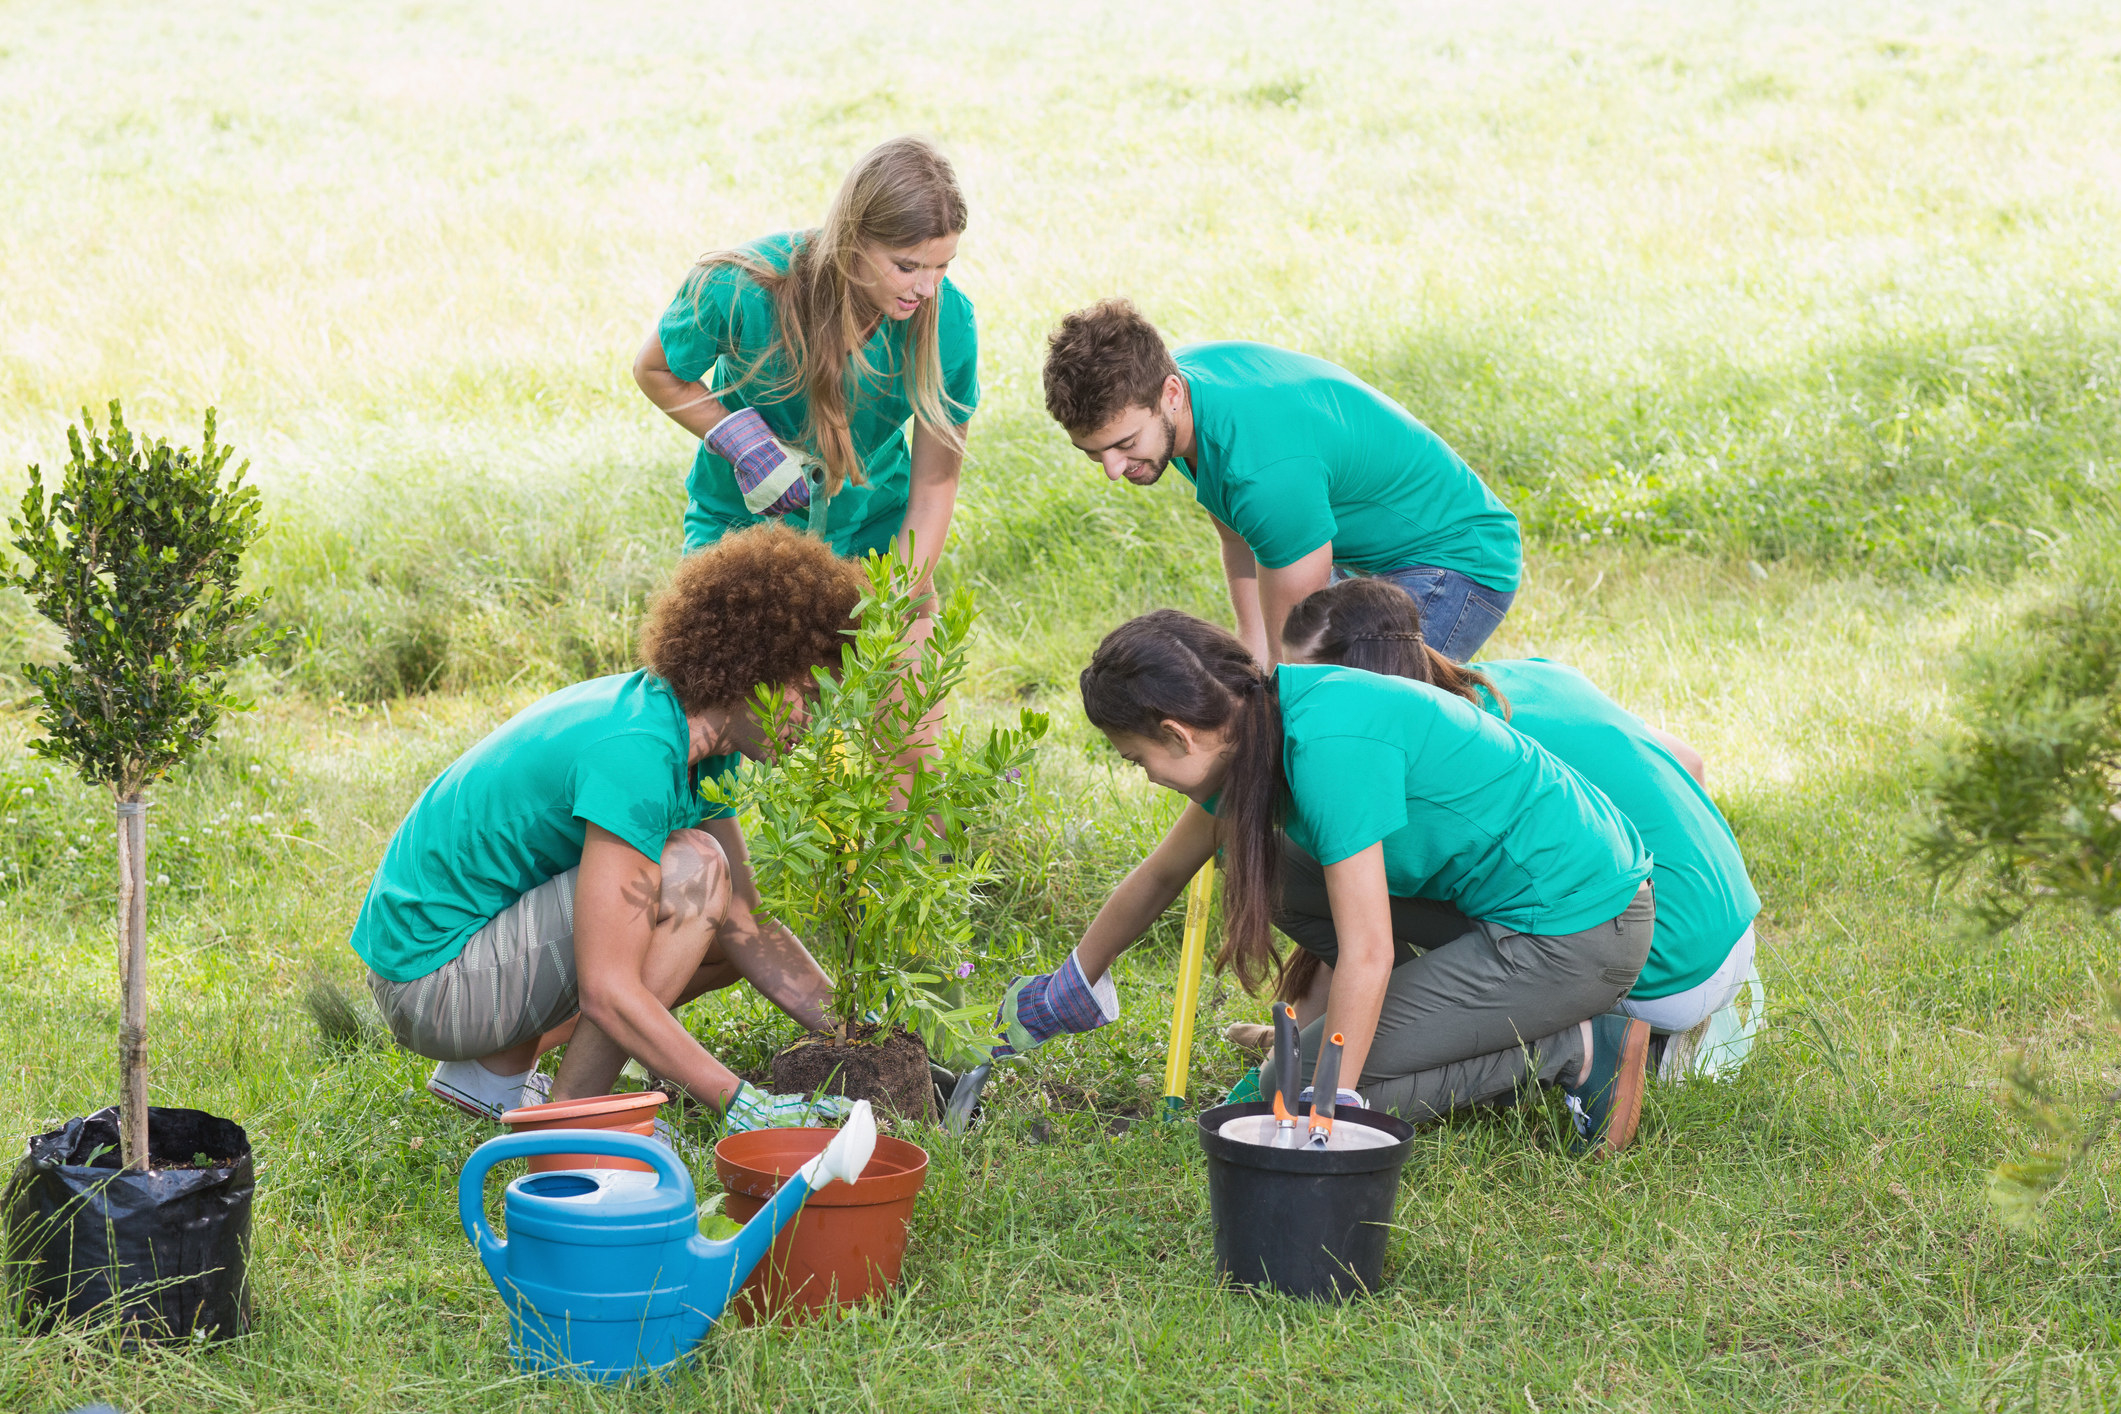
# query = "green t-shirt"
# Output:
<box><xmin>1173</xmin><ymin>342</ymin><xmax>1522</xmax><ymax>591</ymax></box>
<box><xmin>349</xmin><ymin>671</ymin><xmax>738</xmax><ymax>983</ymax></box>
<box><xmin>1470</xmin><ymin>659</ymin><xmax>1761</xmax><ymax>999</ymax></box>
<box><xmin>1273</xmin><ymin>664</ymin><xmax>1649</xmax><ymax>936</ymax></box>
<box><xmin>658</xmin><ymin>231</ymin><xmax>980</xmax><ymax>557</ymax></box>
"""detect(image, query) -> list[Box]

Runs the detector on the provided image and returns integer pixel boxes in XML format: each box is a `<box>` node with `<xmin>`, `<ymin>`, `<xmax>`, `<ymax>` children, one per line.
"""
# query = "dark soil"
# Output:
<box><xmin>772</xmin><ymin>1025</ymin><xmax>934</xmax><ymax>1123</ymax></box>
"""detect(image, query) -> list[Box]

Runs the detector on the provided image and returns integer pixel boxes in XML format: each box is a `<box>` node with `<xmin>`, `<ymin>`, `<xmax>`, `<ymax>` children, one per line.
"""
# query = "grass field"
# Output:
<box><xmin>4</xmin><ymin>1</ymin><xmax>2121</xmax><ymax>1409</ymax></box>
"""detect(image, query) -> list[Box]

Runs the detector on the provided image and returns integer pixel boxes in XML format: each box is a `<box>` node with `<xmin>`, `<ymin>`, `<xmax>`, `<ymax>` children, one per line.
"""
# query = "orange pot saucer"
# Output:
<box><xmin>500</xmin><ymin>1091</ymin><xmax>669</xmax><ymax>1127</ymax></box>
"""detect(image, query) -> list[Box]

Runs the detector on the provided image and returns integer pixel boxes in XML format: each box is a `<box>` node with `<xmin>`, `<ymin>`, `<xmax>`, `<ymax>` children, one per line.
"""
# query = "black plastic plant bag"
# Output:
<box><xmin>4</xmin><ymin>1106</ymin><xmax>253</xmax><ymax>1341</ymax></box>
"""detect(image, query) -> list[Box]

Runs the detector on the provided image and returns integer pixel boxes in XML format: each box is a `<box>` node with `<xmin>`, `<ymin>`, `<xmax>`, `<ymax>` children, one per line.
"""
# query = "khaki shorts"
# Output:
<box><xmin>367</xmin><ymin>869</ymin><xmax>580</xmax><ymax>1062</ymax></box>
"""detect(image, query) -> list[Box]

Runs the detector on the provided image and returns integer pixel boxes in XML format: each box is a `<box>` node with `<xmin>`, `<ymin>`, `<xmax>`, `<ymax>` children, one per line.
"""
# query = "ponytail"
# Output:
<box><xmin>1217</xmin><ymin>675</ymin><xmax>1285</xmax><ymax>993</ymax></box>
<box><xmin>1081</xmin><ymin>610</ymin><xmax>1286</xmax><ymax>993</ymax></box>
<box><xmin>1281</xmin><ymin>578</ymin><xmax>1508</xmax><ymax>718</ymax></box>
<box><xmin>1273</xmin><ymin>946</ymin><xmax>1322</xmax><ymax>1006</ymax></box>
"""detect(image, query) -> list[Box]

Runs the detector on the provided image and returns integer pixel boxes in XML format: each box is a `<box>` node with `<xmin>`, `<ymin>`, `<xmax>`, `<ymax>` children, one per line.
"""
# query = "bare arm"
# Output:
<box><xmin>1074</xmin><ymin>803</ymin><xmax>1222</xmax><ymax>985</ymax></box>
<box><xmin>1649</xmin><ymin>727</ymin><xmax>1706</xmax><ymax>785</ymax></box>
<box><xmin>1316</xmin><ymin>843</ymin><xmax>1394</xmax><ymax>1095</ymax></box>
<box><xmin>571</xmin><ymin>825</ymin><xmax>742</xmax><ymax>1108</ymax></box>
<box><xmin>1256</xmin><ymin>544</ymin><xmax>1335</xmax><ymax>666</ymax></box>
<box><xmin>1212</xmin><ymin>516</ymin><xmax>1269</xmax><ymax>665</ymax></box>
<box><xmin>632</xmin><ymin>327</ymin><xmax>730</xmax><ymax>439</ymax></box>
<box><xmin>700</xmin><ymin>817</ymin><xmax>832</xmax><ymax>1032</ymax></box>
<box><xmin>898</xmin><ymin>419</ymin><xmax>967</xmax><ymax>608</ymax></box>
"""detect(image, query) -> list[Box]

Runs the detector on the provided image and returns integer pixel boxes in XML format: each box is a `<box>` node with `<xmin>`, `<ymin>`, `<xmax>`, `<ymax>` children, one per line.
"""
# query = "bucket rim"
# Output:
<box><xmin>1197</xmin><ymin>1100</ymin><xmax>1415</xmax><ymax>1174</ymax></box>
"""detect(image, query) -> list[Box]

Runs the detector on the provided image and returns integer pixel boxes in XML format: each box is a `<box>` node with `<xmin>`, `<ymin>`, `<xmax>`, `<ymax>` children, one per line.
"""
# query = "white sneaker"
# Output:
<box><xmin>1658</xmin><ymin>963</ymin><xmax>1766</xmax><ymax>1082</ymax></box>
<box><xmin>426</xmin><ymin>1061</ymin><xmax>552</xmax><ymax>1121</ymax></box>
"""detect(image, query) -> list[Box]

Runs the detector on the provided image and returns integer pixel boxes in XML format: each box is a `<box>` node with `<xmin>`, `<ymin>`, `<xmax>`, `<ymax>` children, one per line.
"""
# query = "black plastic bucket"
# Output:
<box><xmin>1197</xmin><ymin>1100</ymin><xmax>1415</xmax><ymax>1301</ymax></box>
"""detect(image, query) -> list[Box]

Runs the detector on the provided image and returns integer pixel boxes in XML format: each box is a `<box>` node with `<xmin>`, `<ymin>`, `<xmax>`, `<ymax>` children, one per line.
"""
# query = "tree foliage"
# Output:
<box><xmin>703</xmin><ymin>548</ymin><xmax>1046</xmax><ymax>1061</ymax></box>
<box><xmin>7</xmin><ymin>402</ymin><xmax>281</xmax><ymax>796</ymax></box>
<box><xmin>1916</xmin><ymin>569</ymin><xmax>2121</xmax><ymax>1227</ymax></box>
<box><xmin>6</xmin><ymin>401</ymin><xmax>281</xmax><ymax>1169</ymax></box>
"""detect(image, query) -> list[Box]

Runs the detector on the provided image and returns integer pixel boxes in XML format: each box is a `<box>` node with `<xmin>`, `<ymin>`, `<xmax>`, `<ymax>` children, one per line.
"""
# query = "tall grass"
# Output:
<box><xmin>5</xmin><ymin>0</ymin><xmax>2121</xmax><ymax>700</ymax></box>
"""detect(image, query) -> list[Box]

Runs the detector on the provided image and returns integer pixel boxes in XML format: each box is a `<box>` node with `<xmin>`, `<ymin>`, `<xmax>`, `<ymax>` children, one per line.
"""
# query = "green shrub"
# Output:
<box><xmin>1916</xmin><ymin>535</ymin><xmax>2121</xmax><ymax>1226</ymax></box>
<box><xmin>704</xmin><ymin>549</ymin><xmax>1047</xmax><ymax>1059</ymax></box>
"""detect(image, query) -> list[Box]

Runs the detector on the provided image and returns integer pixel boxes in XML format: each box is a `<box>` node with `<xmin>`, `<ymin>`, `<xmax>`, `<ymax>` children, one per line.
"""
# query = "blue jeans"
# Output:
<box><xmin>1334</xmin><ymin>565</ymin><xmax>1515</xmax><ymax>662</ymax></box>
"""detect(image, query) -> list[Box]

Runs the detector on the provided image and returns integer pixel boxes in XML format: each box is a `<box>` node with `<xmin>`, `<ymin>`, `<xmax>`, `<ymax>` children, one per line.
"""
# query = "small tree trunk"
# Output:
<box><xmin>115</xmin><ymin>793</ymin><xmax>149</xmax><ymax>1171</ymax></box>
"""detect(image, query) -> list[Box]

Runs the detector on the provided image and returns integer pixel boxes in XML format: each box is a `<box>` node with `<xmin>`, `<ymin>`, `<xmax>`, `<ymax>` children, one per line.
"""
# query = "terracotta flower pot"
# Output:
<box><xmin>712</xmin><ymin>1125</ymin><xmax>928</xmax><ymax>1324</ymax></box>
<box><xmin>500</xmin><ymin>1091</ymin><xmax>667</xmax><ymax>1174</ymax></box>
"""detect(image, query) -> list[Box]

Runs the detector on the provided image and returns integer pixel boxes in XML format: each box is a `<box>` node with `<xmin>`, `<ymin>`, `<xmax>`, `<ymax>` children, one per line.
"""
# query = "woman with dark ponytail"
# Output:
<box><xmin>1279</xmin><ymin>577</ymin><xmax>1763</xmax><ymax>1079</ymax></box>
<box><xmin>993</xmin><ymin>608</ymin><xmax>1660</xmax><ymax>1156</ymax></box>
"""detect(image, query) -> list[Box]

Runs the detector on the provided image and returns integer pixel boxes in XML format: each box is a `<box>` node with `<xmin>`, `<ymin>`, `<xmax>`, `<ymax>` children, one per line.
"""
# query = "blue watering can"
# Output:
<box><xmin>458</xmin><ymin>1100</ymin><xmax>877</xmax><ymax>1382</ymax></box>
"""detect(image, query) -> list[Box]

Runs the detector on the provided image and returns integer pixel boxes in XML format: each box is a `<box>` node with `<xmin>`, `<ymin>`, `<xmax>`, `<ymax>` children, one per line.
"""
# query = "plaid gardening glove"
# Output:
<box><xmin>723</xmin><ymin>1081</ymin><xmax>855</xmax><ymax>1133</ymax></box>
<box><xmin>991</xmin><ymin>947</ymin><xmax>1120</xmax><ymax>1059</ymax></box>
<box><xmin>706</xmin><ymin>407</ymin><xmax>821</xmax><ymax>518</ymax></box>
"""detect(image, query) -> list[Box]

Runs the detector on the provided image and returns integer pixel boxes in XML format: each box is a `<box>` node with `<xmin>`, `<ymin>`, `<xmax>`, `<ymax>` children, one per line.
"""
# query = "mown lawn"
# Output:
<box><xmin>4</xmin><ymin>1</ymin><xmax>2121</xmax><ymax>1410</ymax></box>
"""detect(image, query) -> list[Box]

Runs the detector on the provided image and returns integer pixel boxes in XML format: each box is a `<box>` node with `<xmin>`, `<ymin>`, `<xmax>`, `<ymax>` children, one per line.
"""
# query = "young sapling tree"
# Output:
<box><xmin>6</xmin><ymin>403</ymin><xmax>280</xmax><ymax>1170</ymax></box>
<box><xmin>705</xmin><ymin>546</ymin><xmax>1045</xmax><ymax>1071</ymax></box>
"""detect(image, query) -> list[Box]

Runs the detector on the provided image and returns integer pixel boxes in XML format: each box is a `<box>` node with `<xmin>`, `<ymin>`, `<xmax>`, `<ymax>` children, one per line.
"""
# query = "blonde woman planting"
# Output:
<box><xmin>993</xmin><ymin>611</ymin><xmax>1658</xmax><ymax>1156</ymax></box>
<box><xmin>633</xmin><ymin>135</ymin><xmax>977</xmax><ymax>614</ymax></box>
<box><xmin>349</xmin><ymin>526</ymin><xmax>864</xmax><ymax>1132</ymax></box>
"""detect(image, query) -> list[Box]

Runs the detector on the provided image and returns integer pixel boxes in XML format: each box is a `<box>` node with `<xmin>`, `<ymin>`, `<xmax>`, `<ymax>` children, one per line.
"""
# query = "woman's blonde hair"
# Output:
<box><xmin>690</xmin><ymin>136</ymin><xmax>969</xmax><ymax>497</ymax></box>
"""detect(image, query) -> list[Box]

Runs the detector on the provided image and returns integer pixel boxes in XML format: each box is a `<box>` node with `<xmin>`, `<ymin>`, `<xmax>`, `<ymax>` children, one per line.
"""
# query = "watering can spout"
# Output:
<box><xmin>799</xmin><ymin>1098</ymin><xmax>878</xmax><ymax>1191</ymax></box>
<box><xmin>682</xmin><ymin>1101</ymin><xmax>877</xmax><ymax>1326</ymax></box>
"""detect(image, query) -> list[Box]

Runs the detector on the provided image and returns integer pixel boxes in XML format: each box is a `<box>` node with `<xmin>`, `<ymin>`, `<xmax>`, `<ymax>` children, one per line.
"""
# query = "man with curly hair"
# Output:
<box><xmin>348</xmin><ymin>525</ymin><xmax>864</xmax><ymax>1132</ymax></box>
<box><xmin>1042</xmin><ymin>299</ymin><xmax>1522</xmax><ymax>667</ymax></box>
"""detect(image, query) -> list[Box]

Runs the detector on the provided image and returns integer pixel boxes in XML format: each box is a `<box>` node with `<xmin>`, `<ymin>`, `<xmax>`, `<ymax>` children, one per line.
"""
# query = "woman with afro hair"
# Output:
<box><xmin>349</xmin><ymin>525</ymin><xmax>865</xmax><ymax>1132</ymax></box>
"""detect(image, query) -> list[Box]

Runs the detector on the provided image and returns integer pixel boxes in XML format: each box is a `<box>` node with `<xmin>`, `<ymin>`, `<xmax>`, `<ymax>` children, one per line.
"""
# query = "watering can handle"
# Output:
<box><xmin>456</xmin><ymin>1131</ymin><xmax>689</xmax><ymax>1261</ymax></box>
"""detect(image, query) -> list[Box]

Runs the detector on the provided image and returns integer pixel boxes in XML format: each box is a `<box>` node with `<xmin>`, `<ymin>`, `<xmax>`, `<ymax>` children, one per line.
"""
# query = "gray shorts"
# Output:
<box><xmin>367</xmin><ymin>869</ymin><xmax>581</xmax><ymax>1062</ymax></box>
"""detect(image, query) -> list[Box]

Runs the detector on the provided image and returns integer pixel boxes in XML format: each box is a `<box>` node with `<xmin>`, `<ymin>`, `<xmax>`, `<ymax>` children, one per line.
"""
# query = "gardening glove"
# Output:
<box><xmin>1298</xmin><ymin>1086</ymin><xmax>1366</xmax><ymax>1111</ymax></box>
<box><xmin>990</xmin><ymin>947</ymin><xmax>1119</xmax><ymax>1059</ymax></box>
<box><xmin>723</xmin><ymin>1081</ymin><xmax>855</xmax><ymax>1133</ymax></box>
<box><xmin>705</xmin><ymin>407</ymin><xmax>822</xmax><ymax>518</ymax></box>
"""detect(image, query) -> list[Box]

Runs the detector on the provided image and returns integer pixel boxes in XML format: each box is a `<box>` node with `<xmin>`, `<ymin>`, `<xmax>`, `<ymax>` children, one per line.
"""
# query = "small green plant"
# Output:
<box><xmin>704</xmin><ymin>547</ymin><xmax>1046</xmax><ymax>1061</ymax></box>
<box><xmin>5</xmin><ymin>402</ymin><xmax>281</xmax><ymax>1170</ymax></box>
<box><xmin>1916</xmin><ymin>570</ymin><xmax>2121</xmax><ymax>1226</ymax></box>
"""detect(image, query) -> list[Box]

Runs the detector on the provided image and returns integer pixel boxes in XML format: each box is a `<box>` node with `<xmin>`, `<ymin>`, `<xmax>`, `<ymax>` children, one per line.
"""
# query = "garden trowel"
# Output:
<box><xmin>1270</xmin><ymin>1004</ymin><xmax>1302</xmax><ymax>1149</ymax></box>
<box><xmin>1306</xmin><ymin>1032</ymin><xmax>1346</xmax><ymax>1149</ymax></box>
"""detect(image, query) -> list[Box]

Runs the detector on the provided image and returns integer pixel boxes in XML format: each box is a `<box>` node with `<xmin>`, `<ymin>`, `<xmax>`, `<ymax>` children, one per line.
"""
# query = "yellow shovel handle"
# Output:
<box><xmin>1160</xmin><ymin>860</ymin><xmax>1216</xmax><ymax>1116</ymax></box>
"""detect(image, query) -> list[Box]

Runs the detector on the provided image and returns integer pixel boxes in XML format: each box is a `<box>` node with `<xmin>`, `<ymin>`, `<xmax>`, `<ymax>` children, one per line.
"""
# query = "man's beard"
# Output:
<box><xmin>1138</xmin><ymin>410</ymin><xmax>1179</xmax><ymax>482</ymax></box>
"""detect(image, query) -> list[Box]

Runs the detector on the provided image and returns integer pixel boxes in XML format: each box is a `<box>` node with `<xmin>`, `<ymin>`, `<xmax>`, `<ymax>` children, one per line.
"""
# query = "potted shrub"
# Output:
<box><xmin>1</xmin><ymin>403</ymin><xmax>281</xmax><ymax>1341</ymax></box>
<box><xmin>705</xmin><ymin>546</ymin><xmax>1045</xmax><ymax>1119</ymax></box>
<box><xmin>707</xmin><ymin>548</ymin><xmax>1040</xmax><ymax>1318</ymax></box>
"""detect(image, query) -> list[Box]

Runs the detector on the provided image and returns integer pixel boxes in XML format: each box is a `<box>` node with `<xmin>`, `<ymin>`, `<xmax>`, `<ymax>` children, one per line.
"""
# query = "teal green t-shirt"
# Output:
<box><xmin>1470</xmin><ymin>659</ymin><xmax>1760</xmax><ymax>999</ymax></box>
<box><xmin>1173</xmin><ymin>342</ymin><xmax>1522</xmax><ymax>591</ymax></box>
<box><xmin>349</xmin><ymin>672</ymin><xmax>738</xmax><ymax>984</ymax></box>
<box><xmin>658</xmin><ymin>231</ymin><xmax>980</xmax><ymax>557</ymax></box>
<box><xmin>1274</xmin><ymin>664</ymin><xmax>1648</xmax><ymax>935</ymax></box>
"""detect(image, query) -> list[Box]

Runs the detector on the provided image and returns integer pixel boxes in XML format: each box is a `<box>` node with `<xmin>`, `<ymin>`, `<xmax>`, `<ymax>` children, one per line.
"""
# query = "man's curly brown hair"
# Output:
<box><xmin>1042</xmin><ymin>297</ymin><xmax>1180</xmax><ymax>436</ymax></box>
<box><xmin>640</xmin><ymin>523</ymin><xmax>863</xmax><ymax>712</ymax></box>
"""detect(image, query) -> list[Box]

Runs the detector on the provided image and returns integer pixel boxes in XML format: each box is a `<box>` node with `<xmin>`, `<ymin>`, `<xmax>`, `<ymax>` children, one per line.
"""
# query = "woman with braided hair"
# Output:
<box><xmin>990</xmin><ymin>608</ymin><xmax>1661</xmax><ymax>1156</ymax></box>
<box><xmin>1271</xmin><ymin>576</ymin><xmax>1764</xmax><ymax>1077</ymax></box>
